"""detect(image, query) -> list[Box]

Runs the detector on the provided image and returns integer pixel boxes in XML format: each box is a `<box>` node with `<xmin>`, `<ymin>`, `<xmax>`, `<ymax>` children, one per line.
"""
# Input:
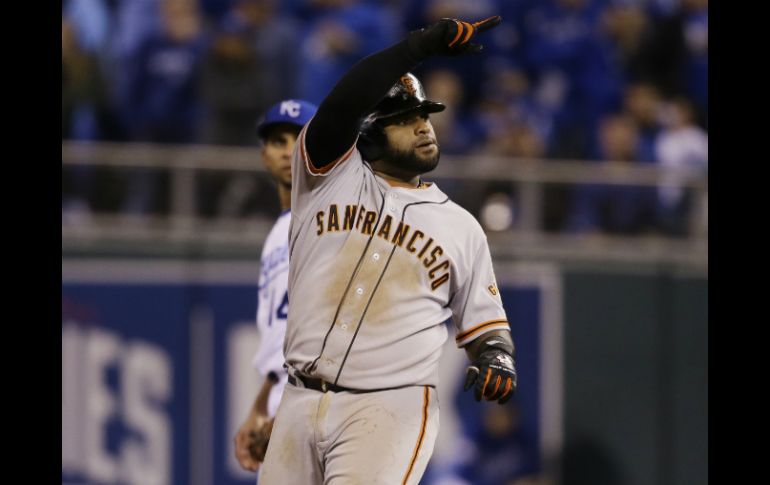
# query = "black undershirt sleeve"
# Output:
<box><xmin>304</xmin><ymin>38</ymin><xmax>424</xmax><ymax>169</ymax></box>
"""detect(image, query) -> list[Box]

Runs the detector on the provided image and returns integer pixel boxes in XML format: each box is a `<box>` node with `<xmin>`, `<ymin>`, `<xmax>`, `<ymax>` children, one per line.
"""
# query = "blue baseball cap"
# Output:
<box><xmin>257</xmin><ymin>99</ymin><xmax>318</xmax><ymax>139</ymax></box>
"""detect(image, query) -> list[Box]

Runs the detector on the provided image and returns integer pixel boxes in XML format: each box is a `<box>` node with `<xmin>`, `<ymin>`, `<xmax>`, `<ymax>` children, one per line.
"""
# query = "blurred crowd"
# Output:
<box><xmin>62</xmin><ymin>0</ymin><xmax>708</xmax><ymax>237</ymax></box>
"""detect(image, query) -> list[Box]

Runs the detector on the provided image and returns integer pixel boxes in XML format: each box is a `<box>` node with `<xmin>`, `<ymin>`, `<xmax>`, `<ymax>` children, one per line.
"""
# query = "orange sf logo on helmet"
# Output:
<box><xmin>400</xmin><ymin>75</ymin><xmax>417</xmax><ymax>96</ymax></box>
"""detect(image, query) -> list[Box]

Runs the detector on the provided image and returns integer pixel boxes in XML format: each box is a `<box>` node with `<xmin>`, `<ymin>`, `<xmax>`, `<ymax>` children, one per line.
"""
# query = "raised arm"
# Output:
<box><xmin>304</xmin><ymin>16</ymin><xmax>503</xmax><ymax>169</ymax></box>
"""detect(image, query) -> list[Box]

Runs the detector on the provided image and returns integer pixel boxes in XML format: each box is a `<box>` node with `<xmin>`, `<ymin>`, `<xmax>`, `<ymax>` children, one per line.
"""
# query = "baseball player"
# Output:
<box><xmin>233</xmin><ymin>99</ymin><xmax>318</xmax><ymax>474</ymax></box>
<box><xmin>259</xmin><ymin>16</ymin><xmax>517</xmax><ymax>485</ymax></box>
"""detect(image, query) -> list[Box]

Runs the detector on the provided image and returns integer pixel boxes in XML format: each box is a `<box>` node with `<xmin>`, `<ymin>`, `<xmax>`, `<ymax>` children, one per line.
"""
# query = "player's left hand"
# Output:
<box><xmin>247</xmin><ymin>416</ymin><xmax>275</xmax><ymax>463</ymax></box>
<box><xmin>463</xmin><ymin>347</ymin><xmax>517</xmax><ymax>404</ymax></box>
<box><xmin>234</xmin><ymin>414</ymin><xmax>273</xmax><ymax>471</ymax></box>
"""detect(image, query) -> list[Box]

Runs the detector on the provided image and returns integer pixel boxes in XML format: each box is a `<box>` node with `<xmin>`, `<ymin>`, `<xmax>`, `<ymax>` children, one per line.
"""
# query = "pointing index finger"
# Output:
<box><xmin>472</xmin><ymin>15</ymin><xmax>502</xmax><ymax>33</ymax></box>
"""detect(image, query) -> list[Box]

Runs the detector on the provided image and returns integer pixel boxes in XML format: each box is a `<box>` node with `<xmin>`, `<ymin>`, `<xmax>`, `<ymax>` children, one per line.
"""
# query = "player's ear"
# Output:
<box><xmin>357</xmin><ymin>132</ymin><xmax>382</xmax><ymax>161</ymax></box>
<box><xmin>357</xmin><ymin>122</ymin><xmax>387</xmax><ymax>161</ymax></box>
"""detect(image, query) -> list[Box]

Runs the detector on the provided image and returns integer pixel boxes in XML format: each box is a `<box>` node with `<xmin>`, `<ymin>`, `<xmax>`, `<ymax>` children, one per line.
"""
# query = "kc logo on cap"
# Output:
<box><xmin>280</xmin><ymin>100</ymin><xmax>302</xmax><ymax>118</ymax></box>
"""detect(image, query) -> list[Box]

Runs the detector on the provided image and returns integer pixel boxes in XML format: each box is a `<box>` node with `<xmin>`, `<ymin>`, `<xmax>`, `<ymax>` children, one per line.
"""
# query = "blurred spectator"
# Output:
<box><xmin>482</xmin><ymin>60</ymin><xmax>553</xmax><ymax>143</ymax></box>
<box><xmin>469</xmin><ymin>62</ymin><xmax>552</xmax><ymax>231</ymax></box>
<box><xmin>448</xmin><ymin>93</ymin><xmax>511</xmax><ymax>221</ymax></box>
<box><xmin>423</xmin><ymin>69</ymin><xmax>479</xmax><ymax>155</ymax></box>
<box><xmin>681</xmin><ymin>0</ymin><xmax>708</xmax><ymax>129</ymax></box>
<box><xmin>654</xmin><ymin>97</ymin><xmax>708</xmax><ymax>236</ymax></box>
<box><xmin>478</xmin><ymin>56</ymin><xmax>568</xmax><ymax>233</ymax></box>
<box><xmin>474</xmin><ymin>68</ymin><xmax>526</xmax><ymax>154</ymax></box>
<box><xmin>601</xmin><ymin>0</ymin><xmax>682</xmax><ymax>97</ymax></box>
<box><xmin>111</xmin><ymin>0</ymin><xmax>162</xmax><ymax>61</ymax></box>
<box><xmin>63</xmin><ymin>17</ymin><xmax>127</xmax><ymax>221</ymax></box>
<box><xmin>477</xmin><ymin>120</ymin><xmax>547</xmax><ymax>232</ymax></box>
<box><xmin>621</xmin><ymin>82</ymin><xmax>663</xmax><ymax>163</ymax></box>
<box><xmin>600</xmin><ymin>0</ymin><xmax>648</xmax><ymax>70</ymax></box>
<box><xmin>567</xmin><ymin>114</ymin><xmax>660</xmax><ymax>235</ymax></box>
<box><xmin>223</xmin><ymin>0</ymin><xmax>301</xmax><ymax>111</ymax></box>
<box><xmin>297</xmin><ymin>0</ymin><xmax>401</xmax><ymax>104</ymax></box>
<box><xmin>197</xmin><ymin>0</ymin><xmax>302</xmax><ymax>219</ymax></box>
<box><xmin>122</xmin><ymin>0</ymin><xmax>207</xmax><ymax>215</ymax></box>
<box><xmin>447</xmin><ymin>403</ymin><xmax>540</xmax><ymax>485</ymax></box>
<box><xmin>200</xmin><ymin>23</ymin><xmax>265</xmax><ymax>146</ymax></box>
<box><xmin>63</xmin><ymin>0</ymin><xmax>111</xmax><ymax>55</ymax></box>
<box><xmin>522</xmin><ymin>0</ymin><xmax>622</xmax><ymax>159</ymax></box>
<box><xmin>108</xmin><ymin>0</ymin><xmax>163</xmax><ymax>131</ymax></box>
<box><xmin>481</xmin><ymin>120</ymin><xmax>544</xmax><ymax>166</ymax></box>
<box><xmin>605</xmin><ymin>0</ymin><xmax>707</xmax><ymax>130</ymax></box>
<box><xmin>62</xmin><ymin>18</ymin><xmax>111</xmax><ymax>141</ymax></box>
<box><xmin>125</xmin><ymin>0</ymin><xmax>206</xmax><ymax>143</ymax></box>
<box><xmin>196</xmin><ymin>21</ymin><xmax>264</xmax><ymax>219</ymax></box>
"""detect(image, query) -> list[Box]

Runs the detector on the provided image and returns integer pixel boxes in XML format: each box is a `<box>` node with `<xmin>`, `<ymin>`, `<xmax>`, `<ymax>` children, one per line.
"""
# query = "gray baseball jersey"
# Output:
<box><xmin>284</xmin><ymin>124</ymin><xmax>510</xmax><ymax>390</ymax></box>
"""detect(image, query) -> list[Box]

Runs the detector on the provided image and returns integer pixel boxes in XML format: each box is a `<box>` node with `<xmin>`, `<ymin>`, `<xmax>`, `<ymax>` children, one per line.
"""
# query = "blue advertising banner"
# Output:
<box><xmin>62</xmin><ymin>285</ymin><xmax>192</xmax><ymax>485</ymax></box>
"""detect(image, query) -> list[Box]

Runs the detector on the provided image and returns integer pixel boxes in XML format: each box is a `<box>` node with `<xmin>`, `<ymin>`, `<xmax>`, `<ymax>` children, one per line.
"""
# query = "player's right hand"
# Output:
<box><xmin>407</xmin><ymin>16</ymin><xmax>502</xmax><ymax>59</ymax></box>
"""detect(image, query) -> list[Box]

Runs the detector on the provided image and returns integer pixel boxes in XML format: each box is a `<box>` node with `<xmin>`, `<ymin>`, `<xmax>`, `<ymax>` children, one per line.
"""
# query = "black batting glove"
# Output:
<box><xmin>407</xmin><ymin>16</ymin><xmax>502</xmax><ymax>60</ymax></box>
<box><xmin>463</xmin><ymin>347</ymin><xmax>517</xmax><ymax>404</ymax></box>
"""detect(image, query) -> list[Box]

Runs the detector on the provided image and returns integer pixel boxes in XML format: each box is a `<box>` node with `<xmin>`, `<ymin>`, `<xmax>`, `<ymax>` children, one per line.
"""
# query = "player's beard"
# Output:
<box><xmin>381</xmin><ymin>142</ymin><xmax>440</xmax><ymax>175</ymax></box>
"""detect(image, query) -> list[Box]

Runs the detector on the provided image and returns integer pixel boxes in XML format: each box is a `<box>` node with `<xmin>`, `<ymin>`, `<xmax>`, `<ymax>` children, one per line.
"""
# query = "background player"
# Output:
<box><xmin>259</xmin><ymin>16</ymin><xmax>517</xmax><ymax>485</ymax></box>
<box><xmin>233</xmin><ymin>99</ymin><xmax>318</xmax><ymax>473</ymax></box>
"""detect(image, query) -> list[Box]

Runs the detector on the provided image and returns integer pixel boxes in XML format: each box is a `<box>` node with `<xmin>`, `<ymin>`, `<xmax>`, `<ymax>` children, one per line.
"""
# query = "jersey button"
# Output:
<box><xmin>341</xmin><ymin>324</ymin><xmax>348</xmax><ymax>330</ymax></box>
<box><xmin>356</xmin><ymin>287</ymin><xmax>364</xmax><ymax>295</ymax></box>
<box><xmin>372</xmin><ymin>253</ymin><xmax>380</xmax><ymax>261</ymax></box>
<box><xmin>389</xmin><ymin>206</ymin><xmax>396</xmax><ymax>212</ymax></box>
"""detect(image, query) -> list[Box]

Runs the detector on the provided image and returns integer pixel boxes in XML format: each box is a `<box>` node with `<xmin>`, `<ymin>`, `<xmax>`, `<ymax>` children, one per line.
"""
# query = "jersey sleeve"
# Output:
<box><xmin>450</xmin><ymin>239</ymin><xmax>510</xmax><ymax>348</ymax></box>
<box><xmin>291</xmin><ymin>120</ymin><xmax>365</xmax><ymax>220</ymax></box>
<box><xmin>295</xmin><ymin>120</ymin><xmax>358</xmax><ymax>179</ymax></box>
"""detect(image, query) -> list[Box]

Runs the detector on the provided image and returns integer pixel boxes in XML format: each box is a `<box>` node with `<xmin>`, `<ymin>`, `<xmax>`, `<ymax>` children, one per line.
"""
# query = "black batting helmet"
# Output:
<box><xmin>358</xmin><ymin>73</ymin><xmax>445</xmax><ymax>160</ymax></box>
